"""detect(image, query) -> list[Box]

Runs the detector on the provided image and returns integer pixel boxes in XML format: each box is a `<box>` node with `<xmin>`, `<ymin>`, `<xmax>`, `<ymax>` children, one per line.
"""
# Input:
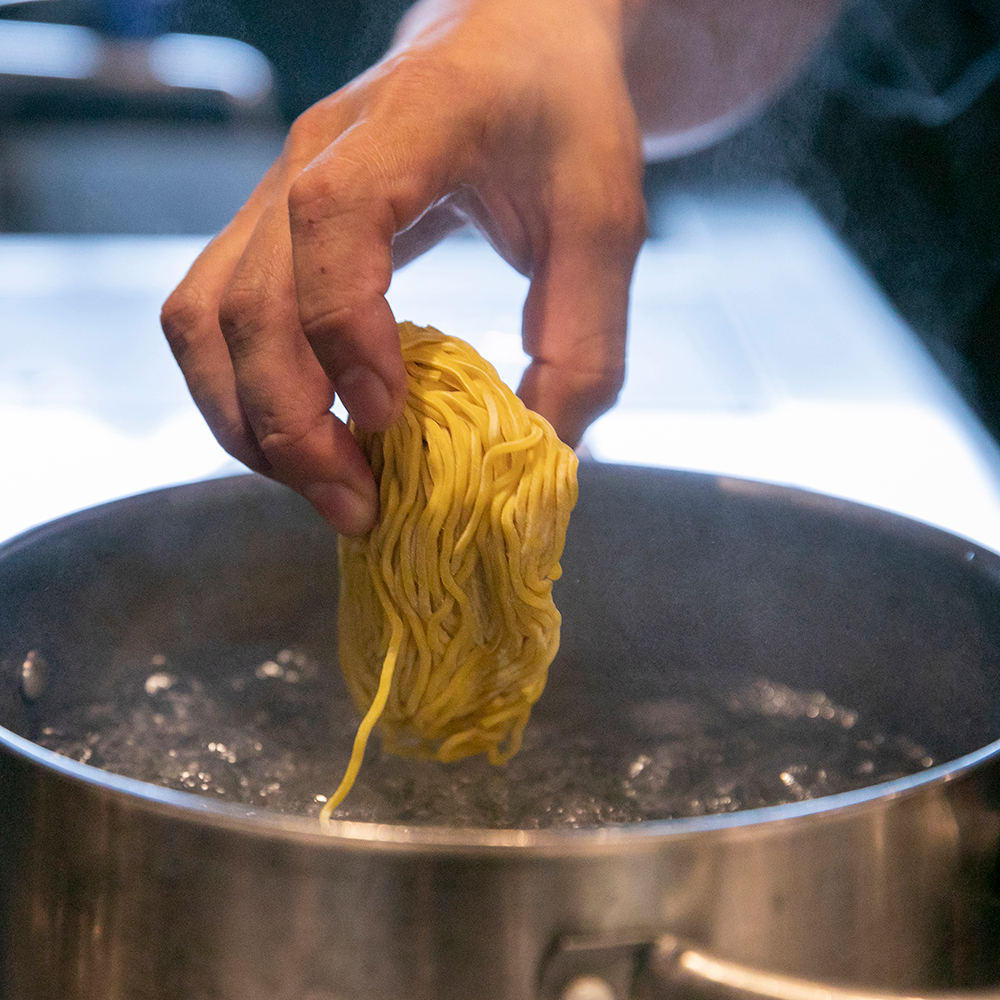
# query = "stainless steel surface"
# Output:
<box><xmin>3</xmin><ymin>465</ymin><xmax>1000</xmax><ymax>999</ymax></box>
<box><xmin>542</xmin><ymin>933</ymin><xmax>1000</xmax><ymax>1000</ymax></box>
<box><xmin>645</xmin><ymin>936</ymin><xmax>1000</xmax><ymax>1000</ymax></box>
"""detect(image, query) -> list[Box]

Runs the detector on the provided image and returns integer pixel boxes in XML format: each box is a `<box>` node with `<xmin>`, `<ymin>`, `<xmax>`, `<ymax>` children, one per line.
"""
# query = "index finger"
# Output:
<box><xmin>286</xmin><ymin>114</ymin><xmax>471</xmax><ymax>431</ymax></box>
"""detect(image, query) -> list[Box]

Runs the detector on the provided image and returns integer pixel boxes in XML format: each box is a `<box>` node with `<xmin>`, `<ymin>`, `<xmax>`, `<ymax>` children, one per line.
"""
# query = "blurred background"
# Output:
<box><xmin>2</xmin><ymin>0</ymin><xmax>1000</xmax><ymax>548</ymax></box>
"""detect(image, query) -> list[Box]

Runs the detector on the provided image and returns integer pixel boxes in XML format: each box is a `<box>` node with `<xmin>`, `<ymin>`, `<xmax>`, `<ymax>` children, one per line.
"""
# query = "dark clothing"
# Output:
<box><xmin>646</xmin><ymin>0</ymin><xmax>1000</xmax><ymax>438</ymax></box>
<box><xmin>171</xmin><ymin>0</ymin><xmax>412</xmax><ymax>122</ymax></box>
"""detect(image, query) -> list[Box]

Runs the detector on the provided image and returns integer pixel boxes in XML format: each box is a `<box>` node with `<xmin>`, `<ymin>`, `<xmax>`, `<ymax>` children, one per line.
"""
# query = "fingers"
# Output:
<box><xmin>218</xmin><ymin>202</ymin><xmax>381</xmax><ymax>536</ymax></box>
<box><xmin>287</xmin><ymin>179</ymin><xmax>405</xmax><ymax>434</ymax></box>
<box><xmin>517</xmin><ymin>158</ymin><xmax>647</xmax><ymax>447</ymax></box>
<box><xmin>286</xmin><ymin>113</ymin><xmax>469</xmax><ymax>433</ymax></box>
<box><xmin>163</xmin><ymin>89</ymin><xmax>472</xmax><ymax>537</ymax></box>
<box><xmin>163</xmin><ymin>152</ymin><xmax>380</xmax><ymax>535</ymax></box>
<box><xmin>163</xmin><ymin>103</ymin><xmax>385</xmax><ymax>535</ymax></box>
<box><xmin>162</xmin><ymin>6</ymin><xmax>646</xmax><ymax>539</ymax></box>
<box><xmin>161</xmin><ymin>175</ymin><xmax>280</xmax><ymax>474</ymax></box>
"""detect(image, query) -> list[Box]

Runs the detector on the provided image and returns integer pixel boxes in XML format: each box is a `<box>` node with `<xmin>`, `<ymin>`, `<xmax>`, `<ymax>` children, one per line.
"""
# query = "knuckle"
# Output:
<box><xmin>287</xmin><ymin>167</ymin><xmax>346</xmax><ymax>218</ymax></box>
<box><xmin>160</xmin><ymin>286</ymin><xmax>208</xmax><ymax>358</ymax></box>
<box><xmin>553</xmin><ymin>330</ymin><xmax>628</xmax><ymax>413</ymax></box>
<box><xmin>284</xmin><ymin>110</ymin><xmax>315</xmax><ymax>154</ymax></box>
<box><xmin>379</xmin><ymin>49</ymin><xmax>471</xmax><ymax>108</ymax></box>
<box><xmin>217</xmin><ymin>282</ymin><xmax>266</xmax><ymax>354</ymax></box>
<box><xmin>298</xmin><ymin>302</ymin><xmax>354</xmax><ymax>346</ymax></box>
<box><xmin>287</xmin><ymin>162</ymin><xmax>398</xmax><ymax>235</ymax></box>
<box><xmin>573</xmin><ymin>362</ymin><xmax>625</xmax><ymax>411</ymax></box>
<box><xmin>255</xmin><ymin>416</ymin><xmax>318</xmax><ymax>471</ymax></box>
<box><xmin>594</xmin><ymin>366</ymin><xmax>626</xmax><ymax>412</ymax></box>
<box><xmin>298</xmin><ymin>280</ymin><xmax>390</xmax><ymax>344</ymax></box>
<box><xmin>598</xmin><ymin>361</ymin><xmax>627</xmax><ymax>397</ymax></box>
<box><xmin>283</xmin><ymin>104</ymin><xmax>336</xmax><ymax>167</ymax></box>
<box><xmin>285</xmin><ymin>143</ymin><xmax>404</xmax><ymax>231</ymax></box>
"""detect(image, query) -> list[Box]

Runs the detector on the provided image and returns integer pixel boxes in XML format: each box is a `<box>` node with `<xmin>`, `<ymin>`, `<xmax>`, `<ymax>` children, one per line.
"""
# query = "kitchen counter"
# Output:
<box><xmin>4</xmin><ymin>185</ymin><xmax>1000</xmax><ymax>550</ymax></box>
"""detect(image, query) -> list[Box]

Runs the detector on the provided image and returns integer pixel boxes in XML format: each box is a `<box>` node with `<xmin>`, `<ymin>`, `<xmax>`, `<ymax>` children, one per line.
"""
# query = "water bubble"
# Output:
<box><xmin>32</xmin><ymin>661</ymin><xmax>936</xmax><ymax>828</ymax></box>
<box><xmin>20</xmin><ymin>650</ymin><xmax>48</xmax><ymax>702</ymax></box>
<box><xmin>628</xmin><ymin>754</ymin><xmax>651</xmax><ymax>778</ymax></box>
<box><xmin>144</xmin><ymin>672</ymin><xmax>176</xmax><ymax>696</ymax></box>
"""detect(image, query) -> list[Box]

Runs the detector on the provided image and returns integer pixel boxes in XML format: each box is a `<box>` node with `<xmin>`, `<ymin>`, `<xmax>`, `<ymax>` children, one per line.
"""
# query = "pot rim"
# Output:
<box><xmin>2</xmin><ymin>722</ymin><xmax>998</xmax><ymax>855</ymax></box>
<box><xmin>4</xmin><ymin>470</ymin><xmax>1000</xmax><ymax>856</ymax></box>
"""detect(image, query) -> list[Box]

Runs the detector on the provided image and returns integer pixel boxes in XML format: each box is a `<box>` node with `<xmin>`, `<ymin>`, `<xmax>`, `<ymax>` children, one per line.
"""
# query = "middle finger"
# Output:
<box><xmin>220</xmin><ymin>202</ymin><xmax>379</xmax><ymax>534</ymax></box>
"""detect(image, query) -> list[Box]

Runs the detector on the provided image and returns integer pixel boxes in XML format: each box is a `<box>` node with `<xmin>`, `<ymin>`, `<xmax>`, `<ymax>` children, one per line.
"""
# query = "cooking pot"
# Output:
<box><xmin>2</xmin><ymin>464</ymin><xmax>1000</xmax><ymax>1000</ymax></box>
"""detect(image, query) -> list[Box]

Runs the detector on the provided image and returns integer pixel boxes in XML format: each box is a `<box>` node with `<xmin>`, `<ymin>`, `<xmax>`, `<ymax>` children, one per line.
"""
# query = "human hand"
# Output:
<box><xmin>161</xmin><ymin>0</ymin><xmax>647</xmax><ymax>536</ymax></box>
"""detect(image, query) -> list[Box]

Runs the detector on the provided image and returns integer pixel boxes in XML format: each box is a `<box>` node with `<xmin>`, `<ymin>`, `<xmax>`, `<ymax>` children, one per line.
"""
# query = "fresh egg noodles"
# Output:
<box><xmin>321</xmin><ymin>322</ymin><xmax>578</xmax><ymax>825</ymax></box>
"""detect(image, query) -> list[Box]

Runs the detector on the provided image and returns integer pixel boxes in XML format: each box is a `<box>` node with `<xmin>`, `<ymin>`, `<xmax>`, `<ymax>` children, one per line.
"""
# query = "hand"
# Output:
<box><xmin>161</xmin><ymin>0</ymin><xmax>647</xmax><ymax>536</ymax></box>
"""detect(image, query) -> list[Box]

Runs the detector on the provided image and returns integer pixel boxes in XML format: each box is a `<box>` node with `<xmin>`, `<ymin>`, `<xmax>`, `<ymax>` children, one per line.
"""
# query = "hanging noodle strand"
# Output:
<box><xmin>320</xmin><ymin>322</ymin><xmax>578</xmax><ymax>825</ymax></box>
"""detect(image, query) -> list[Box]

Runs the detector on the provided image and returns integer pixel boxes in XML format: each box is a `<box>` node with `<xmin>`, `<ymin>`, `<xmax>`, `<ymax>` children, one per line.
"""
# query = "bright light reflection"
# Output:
<box><xmin>680</xmin><ymin>949</ymin><xmax>877</xmax><ymax>1000</ymax></box>
<box><xmin>585</xmin><ymin>400</ymin><xmax>1000</xmax><ymax>553</ymax></box>
<box><xmin>0</xmin><ymin>20</ymin><xmax>101</xmax><ymax>79</ymax></box>
<box><xmin>148</xmin><ymin>33</ymin><xmax>272</xmax><ymax>102</ymax></box>
<box><xmin>1</xmin><ymin>405</ymin><xmax>235</xmax><ymax>543</ymax></box>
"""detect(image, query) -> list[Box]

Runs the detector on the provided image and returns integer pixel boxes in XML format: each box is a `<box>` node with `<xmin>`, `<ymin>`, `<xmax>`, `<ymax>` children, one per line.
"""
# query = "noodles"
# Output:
<box><xmin>320</xmin><ymin>322</ymin><xmax>578</xmax><ymax>824</ymax></box>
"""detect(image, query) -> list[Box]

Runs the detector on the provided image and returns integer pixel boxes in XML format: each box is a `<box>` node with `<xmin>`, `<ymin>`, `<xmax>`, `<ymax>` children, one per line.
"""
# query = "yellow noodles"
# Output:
<box><xmin>320</xmin><ymin>322</ymin><xmax>578</xmax><ymax>824</ymax></box>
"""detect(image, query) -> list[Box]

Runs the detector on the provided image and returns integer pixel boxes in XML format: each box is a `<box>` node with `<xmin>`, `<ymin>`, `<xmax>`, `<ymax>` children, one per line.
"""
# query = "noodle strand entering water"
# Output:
<box><xmin>320</xmin><ymin>322</ymin><xmax>578</xmax><ymax>825</ymax></box>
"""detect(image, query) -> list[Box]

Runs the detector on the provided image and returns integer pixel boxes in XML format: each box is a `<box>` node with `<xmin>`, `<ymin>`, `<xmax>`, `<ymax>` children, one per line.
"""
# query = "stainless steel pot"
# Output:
<box><xmin>2</xmin><ymin>465</ymin><xmax>1000</xmax><ymax>1000</ymax></box>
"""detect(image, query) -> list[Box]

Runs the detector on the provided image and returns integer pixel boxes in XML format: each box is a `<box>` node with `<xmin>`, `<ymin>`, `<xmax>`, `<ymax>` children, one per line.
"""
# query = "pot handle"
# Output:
<box><xmin>540</xmin><ymin>933</ymin><xmax>1000</xmax><ymax>1000</ymax></box>
<box><xmin>644</xmin><ymin>936</ymin><xmax>1000</xmax><ymax>1000</ymax></box>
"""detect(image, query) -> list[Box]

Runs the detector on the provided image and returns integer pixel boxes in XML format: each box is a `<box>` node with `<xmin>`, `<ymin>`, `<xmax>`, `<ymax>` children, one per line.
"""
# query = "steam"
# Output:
<box><xmin>825</xmin><ymin>0</ymin><xmax>1000</xmax><ymax>126</ymax></box>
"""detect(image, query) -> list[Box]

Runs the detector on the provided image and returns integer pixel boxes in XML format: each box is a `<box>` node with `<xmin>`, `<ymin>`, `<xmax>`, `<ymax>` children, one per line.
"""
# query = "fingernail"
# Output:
<box><xmin>337</xmin><ymin>366</ymin><xmax>398</xmax><ymax>431</ymax></box>
<box><xmin>303</xmin><ymin>481</ymin><xmax>376</xmax><ymax>536</ymax></box>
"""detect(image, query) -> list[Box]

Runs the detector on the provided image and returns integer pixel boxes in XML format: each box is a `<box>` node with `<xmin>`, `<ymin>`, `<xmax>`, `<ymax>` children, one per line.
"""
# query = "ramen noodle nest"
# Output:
<box><xmin>321</xmin><ymin>322</ymin><xmax>578</xmax><ymax>824</ymax></box>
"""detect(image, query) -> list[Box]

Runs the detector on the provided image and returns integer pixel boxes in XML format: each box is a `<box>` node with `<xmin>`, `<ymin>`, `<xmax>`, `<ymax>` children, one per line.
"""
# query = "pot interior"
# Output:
<box><xmin>2</xmin><ymin>464</ymin><xmax>1000</xmax><ymax>829</ymax></box>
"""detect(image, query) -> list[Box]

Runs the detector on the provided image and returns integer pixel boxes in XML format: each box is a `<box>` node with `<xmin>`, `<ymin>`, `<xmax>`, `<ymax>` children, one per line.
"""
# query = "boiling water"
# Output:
<box><xmin>36</xmin><ymin>649</ymin><xmax>934</xmax><ymax>828</ymax></box>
